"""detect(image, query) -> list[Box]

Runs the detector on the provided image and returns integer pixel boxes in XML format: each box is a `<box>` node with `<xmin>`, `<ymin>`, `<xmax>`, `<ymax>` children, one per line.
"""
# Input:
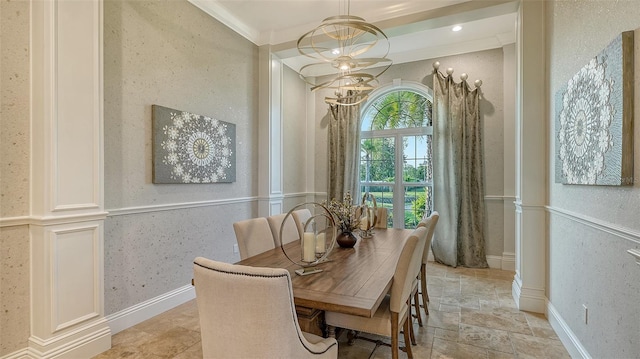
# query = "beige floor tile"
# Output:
<box><xmin>431</xmin><ymin>337</ymin><xmax>489</xmax><ymax>359</ymax></box>
<box><xmin>460</xmin><ymin>307</ymin><xmax>532</xmax><ymax>336</ymax></box>
<box><xmin>92</xmin><ymin>262</ymin><xmax>570</xmax><ymax>359</ymax></box>
<box><xmin>457</xmin><ymin>323</ymin><xmax>514</xmax><ymax>354</ymax></box>
<box><xmin>509</xmin><ymin>332</ymin><xmax>571</xmax><ymax>359</ymax></box>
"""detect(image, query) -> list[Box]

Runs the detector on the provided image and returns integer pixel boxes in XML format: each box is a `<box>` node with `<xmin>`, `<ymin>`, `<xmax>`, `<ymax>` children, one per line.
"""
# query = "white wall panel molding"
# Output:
<box><xmin>29</xmin><ymin>0</ymin><xmax>109</xmax><ymax>357</ymax></box>
<box><xmin>547</xmin><ymin>206</ymin><xmax>640</xmax><ymax>246</ymax></box>
<box><xmin>107</xmin><ymin>197</ymin><xmax>257</xmax><ymax>217</ymax></box>
<box><xmin>257</xmin><ymin>47</ymin><xmax>284</xmax><ymax>217</ymax></box>
<box><xmin>547</xmin><ymin>301</ymin><xmax>592</xmax><ymax>359</ymax></box>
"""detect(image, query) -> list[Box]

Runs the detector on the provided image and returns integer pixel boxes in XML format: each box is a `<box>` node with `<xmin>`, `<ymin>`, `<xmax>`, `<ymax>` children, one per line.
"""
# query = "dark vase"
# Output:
<box><xmin>336</xmin><ymin>231</ymin><xmax>357</xmax><ymax>248</ymax></box>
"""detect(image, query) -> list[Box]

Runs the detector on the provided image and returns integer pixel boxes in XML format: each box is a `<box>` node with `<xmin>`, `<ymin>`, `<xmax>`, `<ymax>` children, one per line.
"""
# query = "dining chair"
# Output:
<box><xmin>193</xmin><ymin>257</ymin><xmax>338</xmax><ymax>358</ymax></box>
<box><xmin>232</xmin><ymin>217</ymin><xmax>275</xmax><ymax>260</ymax></box>
<box><xmin>416</xmin><ymin>211</ymin><xmax>440</xmax><ymax>316</ymax></box>
<box><xmin>267</xmin><ymin>212</ymin><xmax>300</xmax><ymax>247</ymax></box>
<box><xmin>325</xmin><ymin>226</ymin><xmax>428</xmax><ymax>359</ymax></box>
<box><xmin>292</xmin><ymin>208</ymin><xmax>313</xmax><ymax>236</ymax></box>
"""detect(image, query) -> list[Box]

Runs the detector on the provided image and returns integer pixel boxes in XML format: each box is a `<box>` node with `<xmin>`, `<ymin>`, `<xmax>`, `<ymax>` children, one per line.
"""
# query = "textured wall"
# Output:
<box><xmin>103</xmin><ymin>0</ymin><xmax>258</xmax><ymax>315</ymax></box>
<box><xmin>0</xmin><ymin>0</ymin><xmax>31</xmax><ymax>355</ymax></box>
<box><xmin>547</xmin><ymin>1</ymin><xmax>640</xmax><ymax>357</ymax></box>
<box><xmin>313</xmin><ymin>48</ymin><xmax>507</xmax><ymax>257</ymax></box>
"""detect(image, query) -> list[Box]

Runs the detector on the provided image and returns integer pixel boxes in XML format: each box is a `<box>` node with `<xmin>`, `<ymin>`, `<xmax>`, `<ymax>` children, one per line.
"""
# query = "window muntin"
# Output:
<box><xmin>359</xmin><ymin>88</ymin><xmax>433</xmax><ymax>229</ymax></box>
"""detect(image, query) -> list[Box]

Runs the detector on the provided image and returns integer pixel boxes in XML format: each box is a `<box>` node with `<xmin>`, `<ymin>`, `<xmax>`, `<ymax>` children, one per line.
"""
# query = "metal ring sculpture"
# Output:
<box><xmin>279</xmin><ymin>202</ymin><xmax>337</xmax><ymax>276</ymax></box>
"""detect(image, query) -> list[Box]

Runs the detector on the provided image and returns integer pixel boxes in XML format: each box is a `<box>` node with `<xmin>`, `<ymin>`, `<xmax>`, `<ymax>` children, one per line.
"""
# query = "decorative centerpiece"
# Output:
<box><xmin>280</xmin><ymin>202</ymin><xmax>337</xmax><ymax>276</ymax></box>
<box><xmin>356</xmin><ymin>192</ymin><xmax>378</xmax><ymax>238</ymax></box>
<box><xmin>324</xmin><ymin>192</ymin><xmax>361</xmax><ymax>248</ymax></box>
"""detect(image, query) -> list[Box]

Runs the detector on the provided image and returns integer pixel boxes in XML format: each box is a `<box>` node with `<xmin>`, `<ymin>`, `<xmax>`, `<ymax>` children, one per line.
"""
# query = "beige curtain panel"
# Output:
<box><xmin>327</xmin><ymin>91</ymin><xmax>362</xmax><ymax>202</ymax></box>
<box><xmin>431</xmin><ymin>68</ymin><xmax>488</xmax><ymax>268</ymax></box>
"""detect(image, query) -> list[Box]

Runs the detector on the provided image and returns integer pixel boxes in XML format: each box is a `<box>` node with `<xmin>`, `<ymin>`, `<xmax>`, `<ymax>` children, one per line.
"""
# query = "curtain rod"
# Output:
<box><xmin>433</xmin><ymin>61</ymin><xmax>483</xmax><ymax>88</ymax></box>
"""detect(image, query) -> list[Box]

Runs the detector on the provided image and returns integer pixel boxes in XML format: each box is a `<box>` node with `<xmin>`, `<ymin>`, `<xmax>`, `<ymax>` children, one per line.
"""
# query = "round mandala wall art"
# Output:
<box><xmin>152</xmin><ymin>105</ymin><xmax>236</xmax><ymax>184</ymax></box>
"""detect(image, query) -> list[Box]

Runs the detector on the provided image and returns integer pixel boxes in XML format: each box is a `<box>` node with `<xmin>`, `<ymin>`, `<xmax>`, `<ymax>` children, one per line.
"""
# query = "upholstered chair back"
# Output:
<box><xmin>267</xmin><ymin>213</ymin><xmax>300</xmax><ymax>247</ymax></box>
<box><xmin>292</xmin><ymin>208</ymin><xmax>313</xmax><ymax>237</ymax></box>
<box><xmin>417</xmin><ymin>211</ymin><xmax>440</xmax><ymax>264</ymax></box>
<box><xmin>193</xmin><ymin>257</ymin><xmax>338</xmax><ymax>358</ymax></box>
<box><xmin>389</xmin><ymin>226</ymin><xmax>427</xmax><ymax>314</ymax></box>
<box><xmin>233</xmin><ymin>217</ymin><xmax>275</xmax><ymax>260</ymax></box>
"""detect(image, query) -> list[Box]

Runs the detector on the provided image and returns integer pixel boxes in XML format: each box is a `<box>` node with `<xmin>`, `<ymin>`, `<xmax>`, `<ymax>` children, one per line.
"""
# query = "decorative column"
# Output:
<box><xmin>258</xmin><ymin>45</ymin><xmax>284</xmax><ymax>216</ymax></box>
<box><xmin>513</xmin><ymin>0</ymin><xmax>547</xmax><ymax>313</ymax></box>
<box><xmin>29</xmin><ymin>0</ymin><xmax>111</xmax><ymax>357</ymax></box>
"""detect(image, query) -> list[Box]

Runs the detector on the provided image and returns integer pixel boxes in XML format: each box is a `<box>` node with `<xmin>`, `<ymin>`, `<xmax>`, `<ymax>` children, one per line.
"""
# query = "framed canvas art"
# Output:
<box><xmin>152</xmin><ymin>105</ymin><xmax>236</xmax><ymax>184</ymax></box>
<box><xmin>555</xmin><ymin>31</ymin><xmax>634</xmax><ymax>185</ymax></box>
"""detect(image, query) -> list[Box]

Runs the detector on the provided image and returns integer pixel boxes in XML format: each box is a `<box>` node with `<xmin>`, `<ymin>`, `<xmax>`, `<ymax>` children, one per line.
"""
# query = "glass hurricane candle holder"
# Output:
<box><xmin>357</xmin><ymin>192</ymin><xmax>378</xmax><ymax>238</ymax></box>
<box><xmin>280</xmin><ymin>202</ymin><xmax>337</xmax><ymax>276</ymax></box>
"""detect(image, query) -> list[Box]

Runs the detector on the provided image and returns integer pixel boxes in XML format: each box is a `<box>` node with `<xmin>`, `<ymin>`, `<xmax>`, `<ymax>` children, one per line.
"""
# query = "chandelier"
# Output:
<box><xmin>296</xmin><ymin>1</ymin><xmax>392</xmax><ymax>106</ymax></box>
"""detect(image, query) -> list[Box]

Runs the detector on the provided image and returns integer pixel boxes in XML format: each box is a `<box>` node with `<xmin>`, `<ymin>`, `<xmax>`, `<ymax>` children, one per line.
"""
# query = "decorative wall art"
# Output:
<box><xmin>555</xmin><ymin>31</ymin><xmax>634</xmax><ymax>185</ymax></box>
<box><xmin>152</xmin><ymin>105</ymin><xmax>236</xmax><ymax>184</ymax></box>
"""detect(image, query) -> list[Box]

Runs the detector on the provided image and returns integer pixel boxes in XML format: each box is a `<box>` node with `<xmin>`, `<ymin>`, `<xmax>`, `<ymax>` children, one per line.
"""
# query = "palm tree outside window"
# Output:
<box><xmin>359</xmin><ymin>83</ymin><xmax>433</xmax><ymax>229</ymax></box>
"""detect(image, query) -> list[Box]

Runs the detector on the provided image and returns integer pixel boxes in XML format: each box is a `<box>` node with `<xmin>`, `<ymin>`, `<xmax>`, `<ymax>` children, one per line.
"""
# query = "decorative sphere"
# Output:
<box><xmin>433</xmin><ymin>61</ymin><xmax>440</xmax><ymax>69</ymax></box>
<box><xmin>475</xmin><ymin>79</ymin><xmax>483</xmax><ymax>87</ymax></box>
<box><xmin>460</xmin><ymin>73</ymin><xmax>468</xmax><ymax>81</ymax></box>
<box><xmin>446</xmin><ymin>68</ymin><xmax>454</xmax><ymax>75</ymax></box>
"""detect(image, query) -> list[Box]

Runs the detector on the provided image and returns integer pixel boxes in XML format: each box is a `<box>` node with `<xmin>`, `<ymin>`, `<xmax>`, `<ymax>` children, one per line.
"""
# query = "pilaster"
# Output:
<box><xmin>513</xmin><ymin>0</ymin><xmax>547</xmax><ymax>313</ymax></box>
<box><xmin>258</xmin><ymin>46</ymin><xmax>284</xmax><ymax>216</ymax></box>
<box><xmin>29</xmin><ymin>0</ymin><xmax>110</xmax><ymax>357</ymax></box>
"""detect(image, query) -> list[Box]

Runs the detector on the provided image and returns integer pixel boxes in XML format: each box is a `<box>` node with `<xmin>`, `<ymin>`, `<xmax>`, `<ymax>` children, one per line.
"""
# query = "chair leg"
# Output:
<box><xmin>391</xmin><ymin>312</ymin><xmax>399</xmax><ymax>359</ymax></box>
<box><xmin>403</xmin><ymin>317</ymin><xmax>414</xmax><ymax>359</ymax></box>
<box><xmin>407</xmin><ymin>299</ymin><xmax>416</xmax><ymax>346</ymax></box>
<box><xmin>420</xmin><ymin>264</ymin><xmax>429</xmax><ymax>315</ymax></box>
<box><xmin>413</xmin><ymin>291</ymin><xmax>423</xmax><ymax>327</ymax></box>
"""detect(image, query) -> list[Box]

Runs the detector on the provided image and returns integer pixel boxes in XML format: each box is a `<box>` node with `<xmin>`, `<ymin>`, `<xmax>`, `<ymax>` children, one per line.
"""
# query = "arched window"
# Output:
<box><xmin>359</xmin><ymin>82</ymin><xmax>433</xmax><ymax>229</ymax></box>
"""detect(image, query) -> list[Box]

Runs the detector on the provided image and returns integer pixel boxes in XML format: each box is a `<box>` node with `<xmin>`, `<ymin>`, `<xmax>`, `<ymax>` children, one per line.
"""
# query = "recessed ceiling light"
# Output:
<box><xmin>452</xmin><ymin>25</ymin><xmax>462</xmax><ymax>32</ymax></box>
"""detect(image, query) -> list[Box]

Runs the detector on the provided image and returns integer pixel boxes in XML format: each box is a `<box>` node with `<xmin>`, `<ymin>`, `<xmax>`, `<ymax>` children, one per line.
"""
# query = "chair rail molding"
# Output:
<box><xmin>28</xmin><ymin>0</ymin><xmax>111</xmax><ymax>357</ymax></box>
<box><xmin>628</xmin><ymin>249</ymin><xmax>640</xmax><ymax>266</ymax></box>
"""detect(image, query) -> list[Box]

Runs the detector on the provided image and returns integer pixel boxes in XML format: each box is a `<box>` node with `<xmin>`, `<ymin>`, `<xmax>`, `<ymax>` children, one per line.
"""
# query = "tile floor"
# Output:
<box><xmin>93</xmin><ymin>262</ymin><xmax>570</xmax><ymax>359</ymax></box>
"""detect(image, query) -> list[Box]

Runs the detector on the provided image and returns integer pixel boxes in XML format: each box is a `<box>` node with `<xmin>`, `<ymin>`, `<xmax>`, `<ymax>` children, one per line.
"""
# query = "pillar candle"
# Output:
<box><xmin>303</xmin><ymin>233</ymin><xmax>316</xmax><ymax>262</ymax></box>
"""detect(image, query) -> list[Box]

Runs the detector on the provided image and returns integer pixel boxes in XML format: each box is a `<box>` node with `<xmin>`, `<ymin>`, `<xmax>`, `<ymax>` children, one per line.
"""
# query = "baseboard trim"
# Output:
<box><xmin>1</xmin><ymin>349</ymin><xmax>33</xmax><ymax>359</ymax></box>
<box><xmin>486</xmin><ymin>253</ymin><xmax>515</xmax><ymax>271</ymax></box>
<box><xmin>547</xmin><ymin>301</ymin><xmax>592</xmax><ymax>359</ymax></box>
<box><xmin>106</xmin><ymin>284</ymin><xmax>195</xmax><ymax>334</ymax></box>
<box><xmin>486</xmin><ymin>255</ymin><xmax>502</xmax><ymax>269</ymax></box>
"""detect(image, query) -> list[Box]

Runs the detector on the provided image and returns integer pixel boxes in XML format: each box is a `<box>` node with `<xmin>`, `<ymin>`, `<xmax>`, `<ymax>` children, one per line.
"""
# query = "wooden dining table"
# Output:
<box><xmin>236</xmin><ymin>228</ymin><xmax>412</xmax><ymax>335</ymax></box>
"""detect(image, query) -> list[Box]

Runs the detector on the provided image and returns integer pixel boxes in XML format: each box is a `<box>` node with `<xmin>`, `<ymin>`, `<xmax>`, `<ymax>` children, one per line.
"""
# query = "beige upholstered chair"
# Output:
<box><xmin>325</xmin><ymin>226</ymin><xmax>428</xmax><ymax>359</ymax></box>
<box><xmin>416</xmin><ymin>211</ymin><xmax>440</xmax><ymax>315</ymax></box>
<box><xmin>233</xmin><ymin>217</ymin><xmax>276</xmax><ymax>260</ymax></box>
<box><xmin>267</xmin><ymin>213</ymin><xmax>300</xmax><ymax>247</ymax></box>
<box><xmin>374</xmin><ymin>207</ymin><xmax>389</xmax><ymax>228</ymax></box>
<box><xmin>193</xmin><ymin>257</ymin><xmax>338</xmax><ymax>359</ymax></box>
<box><xmin>292</xmin><ymin>208</ymin><xmax>313</xmax><ymax>236</ymax></box>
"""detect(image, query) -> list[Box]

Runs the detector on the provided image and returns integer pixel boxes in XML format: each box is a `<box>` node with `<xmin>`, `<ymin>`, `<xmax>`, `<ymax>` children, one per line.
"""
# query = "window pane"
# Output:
<box><xmin>403</xmin><ymin>135</ymin><xmax>428</xmax><ymax>183</ymax></box>
<box><xmin>404</xmin><ymin>185</ymin><xmax>432</xmax><ymax>229</ymax></box>
<box><xmin>360</xmin><ymin>185</ymin><xmax>393</xmax><ymax>228</ymax></box>
<box><xmin>361</xmin><ymin>91</ymin><xmax>431</xmax><ymax>130</ymax></box>
<box><xmin>360</xmin><ymin>137</ymin><xmax>395</xmax><ymax>182</ymax></box>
